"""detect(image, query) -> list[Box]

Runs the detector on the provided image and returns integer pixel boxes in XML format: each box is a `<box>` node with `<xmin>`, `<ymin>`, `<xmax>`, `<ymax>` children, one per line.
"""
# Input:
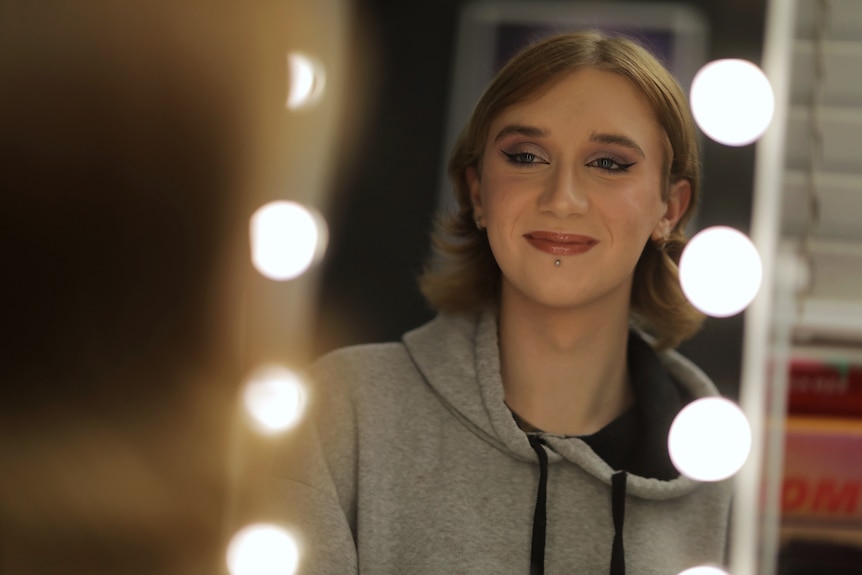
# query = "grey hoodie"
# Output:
<box><xmin>269</xmin><ymin>310</ymin><xmax>732</xmax><ymax>574</ymax></box>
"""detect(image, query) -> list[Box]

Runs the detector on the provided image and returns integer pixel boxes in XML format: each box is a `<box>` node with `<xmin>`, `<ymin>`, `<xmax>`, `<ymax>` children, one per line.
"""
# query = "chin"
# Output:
<box><xmin>526</xmin><ymin>287</ymin><xmax>596</xmax><ymax>310</ymax></box>
<box><xmin>526</xmin><ymin>279</ymin><xmax>630</xmax><ymax>313</ymax></box>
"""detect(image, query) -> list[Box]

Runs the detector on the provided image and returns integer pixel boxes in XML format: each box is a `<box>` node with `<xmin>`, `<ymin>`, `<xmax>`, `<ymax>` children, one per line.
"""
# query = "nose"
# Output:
<box><xmin>538</xmin><ymin>164</ymin><xmax>589</xmax><ymax>217</ymax></box>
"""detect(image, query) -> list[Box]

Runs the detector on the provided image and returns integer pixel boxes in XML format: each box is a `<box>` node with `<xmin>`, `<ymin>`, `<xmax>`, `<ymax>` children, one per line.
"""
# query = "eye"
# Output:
<box><xmin>502</xmin><ymin>150</ymin><xmax>548</xmax><ymax>165</ymax></box>
<box><xmin>587</xmin><ymin>157</ymin><xmax>636</xmax><ymax>173</ymax></box>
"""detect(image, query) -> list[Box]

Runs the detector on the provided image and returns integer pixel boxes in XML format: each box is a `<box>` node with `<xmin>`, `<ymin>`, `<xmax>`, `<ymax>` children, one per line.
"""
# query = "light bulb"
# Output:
<box><xmin>679</xmin><ymin>226</ymin><xmax>762</xmax><ymax>318</ymax></box>
<box><xmin>677</xmin><ymin>567</ymin><xmax>729</xmax><ymax>575</ymax></box>
<box><xmin>668</xmin><ymin>397</ymin><xmax>751</xmax><ymax>482</ymax></box>
<box><xmin>242</xmin><ymin>365</ymin><xmax>306</xmax><ymax>434</ymax></box>
<box><xmin>250</xmin><ymin>200</ymin><xmax>328</xmax><ymax>281</ymax></box>
<box><xmin>286</xmin><ymin>52</ymin><xmax>326</xmax><ymax>110</ymax></box>
<box><xmin>690</xmin><ymin>58</ymin><xmax>774</xmax><ymax>146</ymax></box>
<box><xmin>227</xmin><ymin>523</ymin><xmax>299</xmax><ymax>575</ymax></box>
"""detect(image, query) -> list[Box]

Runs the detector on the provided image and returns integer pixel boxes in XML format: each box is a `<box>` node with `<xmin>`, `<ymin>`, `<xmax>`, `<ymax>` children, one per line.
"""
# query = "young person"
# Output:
<box><xmin>271</xmin><ymin>30</ymin><xmax>732</xmax><ymax>575</ymax></box>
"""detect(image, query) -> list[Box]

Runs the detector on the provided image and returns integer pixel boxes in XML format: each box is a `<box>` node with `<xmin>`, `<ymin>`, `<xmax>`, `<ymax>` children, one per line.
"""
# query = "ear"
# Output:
<box><xmin>651</xmin><ymin>179</ymin><xmax>691</xmax><ymax>241</ymax></box>
<box><xmin>466</xmin><ymin>165</ymin><xmax>483</xmax><ymax>218</ymax></box>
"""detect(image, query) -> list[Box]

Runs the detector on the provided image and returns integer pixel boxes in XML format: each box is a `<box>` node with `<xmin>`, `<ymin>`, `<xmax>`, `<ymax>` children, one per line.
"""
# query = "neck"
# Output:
<box><xmin>498</xmin><ymin>284</ymin><xmax>634</xmax><ymax>436</ymax></box>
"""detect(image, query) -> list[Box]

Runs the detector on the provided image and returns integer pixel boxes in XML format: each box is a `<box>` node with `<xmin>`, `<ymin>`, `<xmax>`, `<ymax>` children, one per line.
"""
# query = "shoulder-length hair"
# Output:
<box><xmin>419</xmin><ymin>30</ymin><xmax>704</xmax><ymax>349</ymax></box>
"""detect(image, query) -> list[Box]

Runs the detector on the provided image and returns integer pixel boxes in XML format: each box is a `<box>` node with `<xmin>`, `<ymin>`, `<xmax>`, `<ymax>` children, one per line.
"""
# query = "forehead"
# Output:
<box><xmin>489</xmin><ymin>68</ymin><xmax>663</xmax><ymax>146</ymax></box>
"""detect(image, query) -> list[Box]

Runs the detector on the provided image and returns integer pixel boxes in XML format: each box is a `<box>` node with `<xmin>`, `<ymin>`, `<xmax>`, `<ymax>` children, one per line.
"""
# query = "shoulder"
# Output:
<box><xmin>309</xmin><ymin>341</ymin><xmax>420</xmax><ymax>397</ymax></box>
<box><xmin>311</xmin><ymin>311</ymin><xmax>479</xmax><ymax>386</ymax></box>
<box><xmin>312</xmin><ymin>341</ymin><xmax>412</xmax><ymax>375</ymax></box>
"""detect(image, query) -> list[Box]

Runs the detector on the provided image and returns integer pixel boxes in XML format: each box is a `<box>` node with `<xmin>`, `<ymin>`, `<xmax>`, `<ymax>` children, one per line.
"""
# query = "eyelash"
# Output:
<box><xmin>588</xmin><ymin>157</ymin><xmax>636</xmax><ymax>173</ymax></box>
<box><xmin>502</xmin><ymin>150</ymin><xmax>635</xmax><ymax>173</ymax></box>
<box><xmin>502</xmin><ymin>151</ymin><xmax>546</xmax><ymax>165</ymax></box>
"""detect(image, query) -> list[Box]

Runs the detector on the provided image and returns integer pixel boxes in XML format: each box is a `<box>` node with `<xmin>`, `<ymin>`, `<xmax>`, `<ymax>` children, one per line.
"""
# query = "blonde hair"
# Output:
<box><xmin>419</xmin><ymin>30</ymin><xmax>704</xmax><ymax>349</ymax></box>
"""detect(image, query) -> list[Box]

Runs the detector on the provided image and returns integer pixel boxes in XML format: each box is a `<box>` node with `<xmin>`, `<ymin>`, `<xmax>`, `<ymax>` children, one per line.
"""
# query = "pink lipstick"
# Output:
<box><xmin>524</xmin><ymin>231</ymin><xmax>598</xmax><ymax>256</ymax></box>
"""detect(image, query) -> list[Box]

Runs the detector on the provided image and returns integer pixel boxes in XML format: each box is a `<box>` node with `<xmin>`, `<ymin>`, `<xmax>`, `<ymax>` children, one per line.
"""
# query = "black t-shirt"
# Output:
<box><xmin>509</xmin><ymin>331</ymin><xmax>694</xmax><ymax>480</ymax></box>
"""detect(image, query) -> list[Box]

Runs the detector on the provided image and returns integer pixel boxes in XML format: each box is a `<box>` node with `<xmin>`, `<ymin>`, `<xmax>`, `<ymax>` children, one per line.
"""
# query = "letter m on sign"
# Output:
<box><xmin>812</xmin><ymin>480</ymin><xmax>861</xmax><ymax>514</ymax></box>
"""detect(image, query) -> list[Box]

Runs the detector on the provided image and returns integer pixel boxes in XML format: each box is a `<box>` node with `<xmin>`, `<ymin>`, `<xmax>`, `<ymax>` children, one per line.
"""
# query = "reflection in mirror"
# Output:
<box><xmin>280</xmin><ymin>12</ymin><xmax>756</xmax><ymax>571</ymax></box>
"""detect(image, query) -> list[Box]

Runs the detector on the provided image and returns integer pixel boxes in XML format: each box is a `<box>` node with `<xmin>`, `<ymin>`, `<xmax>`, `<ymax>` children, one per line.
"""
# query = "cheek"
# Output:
<box><xmin>598</xmin><ymin>186</ymin><xmax>663</xmax><ymax>238</ymax></box>
<box><xmin>480</xmin><ymin>174</ymin><xmax>522</xmax><ymax>219</ymax></box>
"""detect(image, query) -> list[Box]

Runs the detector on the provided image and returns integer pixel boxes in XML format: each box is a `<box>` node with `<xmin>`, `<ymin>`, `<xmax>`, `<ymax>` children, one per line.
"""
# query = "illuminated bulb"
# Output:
<box><xmin>227</xmin><ymin>523</ymin><xmax>299</xmax><ymax>575</ymax></box>
<box><xmin>668</xmin><ymin>397</ymin><xmax>751</xmax><ymax>482</ymax></box>
<box><xmin>679</xmin><ymin>226</ymin><xmax>762</xmax><ymax>318</ymax></box>
<box><xmin>286</xmin><ymin>52</ymin><xmax>326</xmax><ymax>110</ymax></box>
<box><xmin>243</xmin><ymin>365</ymin><xmax>306</xmax><ymax>434</ymax></box>
<box><xmin>677</xmin><ymin>567</ymin><xmax>730</xmax><ymax>575</ymax></box>
<box><xmin>690</xmin><ymin>58</ymin><xmax>774</xmax><ymax>146</ymax></box>
<box><xmin>250</xmin><ymin>200</ymin><xmax>328</xmax><ymax>281</ymax></box>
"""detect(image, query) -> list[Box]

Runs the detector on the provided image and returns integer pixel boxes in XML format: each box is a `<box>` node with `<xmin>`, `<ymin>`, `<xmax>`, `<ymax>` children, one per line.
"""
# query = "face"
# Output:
<box><xmin>468</xmin><ymin>67</ymin><xmax>690</xmax><ymax>313</ymax></box>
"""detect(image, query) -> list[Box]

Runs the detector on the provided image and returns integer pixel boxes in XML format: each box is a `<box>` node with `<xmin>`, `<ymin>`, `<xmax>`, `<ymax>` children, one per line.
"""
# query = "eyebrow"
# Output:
<box><xmin>494</xmin><ymin>125</ymin><xmax>646</xmax><ymax>159</ymax></box>
<box><xmin>589</xmin><ymin>132</ymin><xmax>646</xmax><ymax>158</ymax></box>
<box><xmin>493</xmin><ymin>124</ymin><xmax>549</xmax><ymax>142</ymax></box>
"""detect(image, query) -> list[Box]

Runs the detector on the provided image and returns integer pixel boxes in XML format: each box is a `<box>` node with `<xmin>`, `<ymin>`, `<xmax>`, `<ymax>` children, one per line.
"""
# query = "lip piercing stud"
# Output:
<box><xmin>554</xmin><ymin>259</ymin><xmax>561</xmax><ymax>267</ymax></box>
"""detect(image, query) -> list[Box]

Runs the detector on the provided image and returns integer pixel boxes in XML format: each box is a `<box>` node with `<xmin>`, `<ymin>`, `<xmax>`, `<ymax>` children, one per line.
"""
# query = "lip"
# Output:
<box><xmin>524</xmin><ymin>231</ymin><xmax>599</xmax><ymax>256</ymax></box>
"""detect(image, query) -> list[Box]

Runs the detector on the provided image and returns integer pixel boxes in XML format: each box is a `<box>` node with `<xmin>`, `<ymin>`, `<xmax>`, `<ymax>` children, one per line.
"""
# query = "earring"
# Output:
<box><xmin>653</xmin><ymin>236</ymin><xmax>670</xmax><ymax>252</ymax></box>
<box><xmin>475</xmin><ymin>217</ymin><xmax>484</xmax><ymax>231</ymax></box>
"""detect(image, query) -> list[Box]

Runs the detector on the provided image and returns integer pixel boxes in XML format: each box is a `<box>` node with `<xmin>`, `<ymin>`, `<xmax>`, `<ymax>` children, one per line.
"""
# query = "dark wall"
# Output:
<box><xmin>314</xmin><ymin>0</ymin><xmax>769</xmax><ymax>397</ymax></box>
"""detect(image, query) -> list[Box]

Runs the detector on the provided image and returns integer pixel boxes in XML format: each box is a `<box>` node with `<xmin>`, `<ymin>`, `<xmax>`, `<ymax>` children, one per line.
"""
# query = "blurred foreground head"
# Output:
<box><xmin>0</xmin><ymin>0</ymin><xmax>350</xmax><ymax>573</ymax></box>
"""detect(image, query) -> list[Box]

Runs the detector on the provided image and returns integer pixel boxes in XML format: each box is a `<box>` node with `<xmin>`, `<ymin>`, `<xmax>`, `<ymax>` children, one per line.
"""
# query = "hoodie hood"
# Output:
<box><xmin>402</xmin><ymin>308</ymin><xmax>720</xmax><ymax>501</ymax></box>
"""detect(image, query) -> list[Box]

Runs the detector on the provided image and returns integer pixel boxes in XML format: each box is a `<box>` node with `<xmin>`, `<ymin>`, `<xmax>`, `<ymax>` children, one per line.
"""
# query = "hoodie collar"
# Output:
<box><xmin>580</xmin><ymin>331</ymin><xmax>692</xmax><ymax>481</ymax></box>
<box><xmin>402</xmin><ymin>308</ymin><xmax>718</xmax><ymax>499</ymax></box>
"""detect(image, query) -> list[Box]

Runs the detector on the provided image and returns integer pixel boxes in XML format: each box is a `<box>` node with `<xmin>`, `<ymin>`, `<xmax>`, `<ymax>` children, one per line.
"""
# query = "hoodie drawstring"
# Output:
<box><xmin>528</xmin><ymin>437</ymin><xmax>629</xmax><ymax>575</ymax></box>
<box><xmin>527</xmin><ymin>435</ymin><xmax>548</xmax><ymax>575</ymax></box>
<box><xmin>610</xmin><ymin>470</ymin><xmax>628</xmax><ymax>575</ymax></box>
